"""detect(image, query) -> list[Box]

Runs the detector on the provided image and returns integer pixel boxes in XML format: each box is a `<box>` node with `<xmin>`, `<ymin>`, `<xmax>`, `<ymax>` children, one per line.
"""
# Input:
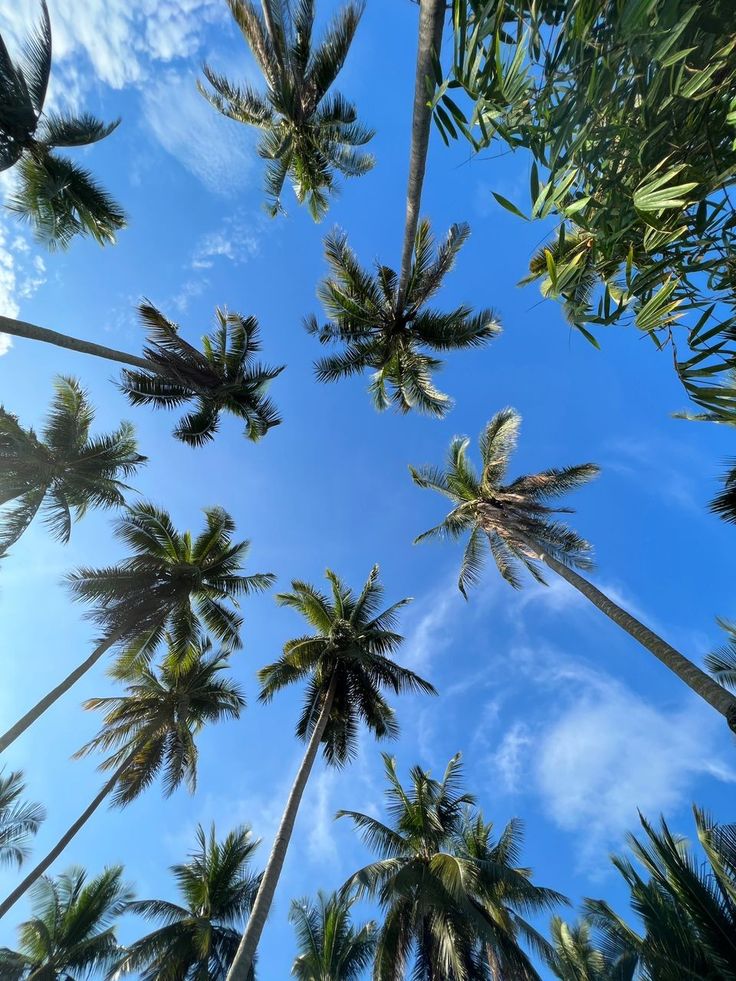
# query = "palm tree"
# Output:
<box><xmin>0</xmin><ymin>303</ymin><xmax>283</xmax><ymax>446</ymax></box>
<box><xmin>338</xmin><ymin>753</ymin><xmax>563</xmax><ymax>981</ymax></box>
<box><xmin>0</xmin><ymin>866</ymin><xmax>133</xmax><ymax>979</ymax></box>
<box><xmin>199</xmin><ymin>0</ymin><xmax>373</xmax><ymax>221</ymax></box>
<box><xmin>397</xmin><ymin>0</ymin><xmax>446</xmax><ymax>309</ymax></box>
<box><xmin>586</xmin><ymin>807</ymin><xmax>736</xmax><ymax>980</ymax></box>
<box><xmin>706</xmin><ymin>619</ymin><xmax>736</xmax><ymax>688</ymax></box>
<box><xmin>0</xmin><ymin>769</ymin><xmax>45</xmax><ymax>869</ymax></box>
<box><xmin>0</xmin><ymin>376</ymin><xmax>144</xmax><ymax>556</ymax></box>
<box><xmin>115</xmin><ymin>823</ymin><xmax>261</xmax><ymax>980</ymax></box>
<box><xmin>225</xmin><ymin>565</ymin><xmax>435</xmax><ymax>981</ymax></box>
<box><xmin>546</xmin><ymin>917</ymin><xmax>637</xmax><ymax>981</ymax></box>
<box><xmin>0</xmin><ymin>2</ymin><xmax>125</xmax><ymax>248</ymax></box>
<box><xmin>410</xmin><ymin>406</ymin><xmax>736</xmax><ymax>729</ymax></box>
<box><xmin>0</xmin><ymin>502</ymin><xmax>273</xmax><ymax>753</ymax></box>
<box><xmin>710</xmin><ymin>460</ymin><xmax>736</xmax><ymax>525</ymax></box>
<box><xmin>290</xmin><ymin>891</ymin><xmax>375</xmax><ymax>980</ymax></box>
<box><xmin>0</xmin><ymin>641</ymin><xmax>245</xmax><ymax>919</ymax></box>
<box><xmin>306</xmin><ymin>221</ymin><xmax>499</xmax><ymax>415</ymax></box>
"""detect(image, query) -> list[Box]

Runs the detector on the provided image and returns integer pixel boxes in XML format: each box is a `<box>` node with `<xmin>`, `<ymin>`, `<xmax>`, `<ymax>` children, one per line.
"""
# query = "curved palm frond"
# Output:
<box><xmin>0</xmin><ymin>769</ymin><xmax>45</xmax><ymax>869</ymax></box>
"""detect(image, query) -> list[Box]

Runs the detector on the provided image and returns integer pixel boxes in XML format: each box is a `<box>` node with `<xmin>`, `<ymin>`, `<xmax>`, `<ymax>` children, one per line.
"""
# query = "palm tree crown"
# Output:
<box><xmin>290</xmin><ymin>890</ymin><xmax>376</xmax><ymax>980</ymax></box>
<box><xmin>0</xmin><ymin>376</ymin><xmax>144</xmax><ymax>555</ymax></box>
<box><xmin>0</xmin><ymin>769</ymin><xmax>45</xmax><ymax>869</ymax></box>
<box><xmin>410</xmin><ymin>406</ymin><xmax>598</xmax><ymax>595</ymax></box>
<box><xmin>259</xmin><ymin>565</ymin><xmax>436</xmax><ymax>765</ymax></box>
<box><xmin>339</xmin><ymin>754</ymin><xmax>563</xmax><ymax>980</ymax></box>
<box><xmin>119</xmin><ymin>303</ymin><xmax>284</xmax><ymax>446</ymax></box>
<box><xmin>586</xmin><ymin>807</ymin><xmax>736</xmax><ymax>980</ymax></box>
<box><xmin>76</xmin><ymin>639</ymin><xmax>246</xmax><ymax>806</ymax></box>
<box><xmin>306</xmin><ymin>220</ymin><xmax>499</xmax><ymax>415</ymax></box>
<box><xmin>0</xmin><ymin>865</ymin><xmax>133</xmax><ymax>979</ymax></box>
<box><xmin>200</xmin><ymin>0</ymin><xmax>373</xmax><ymax>220</ymax></box>
<box><xmin>115</xmin><ymin>823</ymin><xmax>261</xmax><ymax>980</ymax></box>
<box><xmin>0</xmin><ymin>2</ymin><xmax>125</xmax><ymax>247</ymax></box>
<box><xmin>67</xmin><ymin>502</ymin><xmax>275</xmax><ymax>673</ymax></box>
<box><xmin>546</xmin><ymin>916</ymin><xmax>636</xmax><ymax>981</ymax></box>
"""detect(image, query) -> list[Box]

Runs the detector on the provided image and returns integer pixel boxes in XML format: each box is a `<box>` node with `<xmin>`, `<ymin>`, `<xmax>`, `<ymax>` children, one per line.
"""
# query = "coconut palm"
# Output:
<box><xmin>338</xmin><ymin>754</ymin><xmax>563</xmax><ymax>981</ymax></box>
<box><xmin>0</xmin><ymin>303</ymin><xmax>283</xmax><ymax>446</ymax></box>
<box><xmin>0</xmin><ymin>376</ymin><xmax>144</xmax><ymax>556</ymax></box>
<box><xmin>0</xmin><ymin>769</ymin><xmax>45</xmax><ymax>869</ymax></box>
<box><xmin>0</xmin><ymin>866</ymin><xmax>133</xmax><ymax>979</ymax></box>
<box><xmin>306</xmin><ymin>221</ymin><xmax>499</xmax><ymax>415</ymax></box>
<box><xmin>546</xmin><ymin>917</ymin><xmax>637</xmax><ymax>981</ymax></box>
<box><xmin>0</xmin><ymin>2</ymin><xmax>125</xmax><ymax>248</ymax></box>
<box><xmin>226</xmin><ymin>565</ymin><xmax>435</xmax><ymax>981</ymax></box>
<box><xmin>115</xmin><ymin>823</ymin><xmax>261</xmax><ymax>980</ymax></box>
<box><xmin>586</xmin><ymin>807</ymin><xmax>736</xmax><ymax>980</ymax></box>
<box><xmin>706</xmin><ymin>619</ymin><xmax>736</xmax><ymax>689</ymax></box>
<box><xmin>0</xmin><ymin>640</ymin><xmax>245</xmax><ymax>919</ymax></box>
<box><xmin>710</xmin><ymin>459</ymin><xmax>736</xmax><ymax>525</ymax></box>
<box><xmin>410</xmin><ymin>406</ymin><xmax>736</xmax><ymax>729</ymax></box>
<box><xmin>290</xmin><ymin>890</ymin><xmax>376</xmax><ymax>980</ymax></box>
<box><xmin>199</xmin><ymin>0</ymin><xmax>373</xmax><ymax>221</ymax></box>
<box><xmin>0</xmin><ymin>502</ymin><xmax>273</xmax><ymax>753</ymax></box>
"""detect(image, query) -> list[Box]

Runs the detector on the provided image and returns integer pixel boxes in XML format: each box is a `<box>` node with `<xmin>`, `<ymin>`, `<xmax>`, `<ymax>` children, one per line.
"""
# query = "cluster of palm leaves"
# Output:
<box><xmin>0</xmin><ymin>2</ymin><xmax>125</xmax><ymax>247</ymax></box>
<box><xmin>200</xmin><ymin>0</ymin><xmax>373</xmax><ymax>220</ymax></box>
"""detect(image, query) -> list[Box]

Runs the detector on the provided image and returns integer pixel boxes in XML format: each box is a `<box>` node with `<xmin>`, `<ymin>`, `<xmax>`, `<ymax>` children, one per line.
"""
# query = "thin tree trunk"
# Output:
<box><xmin>226</xmin><ymin>675</ymin><xmax>338</xmax><ymax>981</ymax></box>
<box><xmin>0</xmin><ymin>630</ymin><xmax>124</xmax><ymax>754</ymax></box>
<box><xmin>0</xmin><ymin>316</ymin><xmax>151</xmax><ymax>371</ymax></box>
<box><xmin>0</xmin><ymin>755</ymin><xmax>130</xmax><ymax>919</ymax></box>
<box><xmin>396</xmin><ymin>0</ymin><xmax>446</xmax><ymax>310</ymax></box>
<box><xmin>518</xmin><ymin>533</ymin><xmax>736</xmax><ymax>731</ymax></box>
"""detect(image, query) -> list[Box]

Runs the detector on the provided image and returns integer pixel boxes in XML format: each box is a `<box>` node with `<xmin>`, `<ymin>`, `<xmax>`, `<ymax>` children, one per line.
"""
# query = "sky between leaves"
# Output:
<box><xmin>0</xmin><ymin>0</ymin><xmax>734</xmax><ymax>977</ymax></box>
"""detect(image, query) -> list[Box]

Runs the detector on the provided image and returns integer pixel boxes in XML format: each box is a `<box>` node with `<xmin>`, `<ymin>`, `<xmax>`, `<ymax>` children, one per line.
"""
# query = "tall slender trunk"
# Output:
<box><xmin>396</xmin><ymin>0</ymin><xmax>446</xmax><ymax>310</ymax></box>
<box><xmin>518</xmin><ymin>533</ymin><xmax>736</xmax><ymax>731</ymax></box>
<box><xmin>0</xmin><ymin>755</ymin><xmax>131</xmax><ymax>919</ymax></box>
<box><xmin>226</xmin><ymin>675</ymin><xmax>338</xmax><ymax>981</ymax></box>
<box><xmin>0</xmin><ymin>315</ymin><xmax>151</xmax><ymax>371</ymax></box>
<box><xmin>0</xmin><ymin>630</ymin><xmax>123</xmax><ymax>754</ymax></box>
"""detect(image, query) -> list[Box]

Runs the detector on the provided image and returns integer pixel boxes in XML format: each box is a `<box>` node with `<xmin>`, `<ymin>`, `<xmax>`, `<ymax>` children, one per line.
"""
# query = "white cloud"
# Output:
<box><xmin>490</xmin><ymin>722</ymin><xmax>532</xmax><ymax>793</ymax></box>
<box><xmin>191</xmin><ymin>220</ymin><xmax>261</xmax><ymax>270</ymax></box>
<box><xmin>142</xmin><ymin>70</ymin><xmax>255</xmax><ymax>195</ymax></box>
<box><xmin>0</xmin><ymin>206</ymin><xmax>47</xmax><ymax>341</ymax></box>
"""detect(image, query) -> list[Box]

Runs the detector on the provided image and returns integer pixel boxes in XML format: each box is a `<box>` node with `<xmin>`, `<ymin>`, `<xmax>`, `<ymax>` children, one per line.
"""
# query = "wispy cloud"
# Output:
<box><xmin>191</xmin><ymin>217</ymin><xmax>262</xmax><ymax>271</ymax></box>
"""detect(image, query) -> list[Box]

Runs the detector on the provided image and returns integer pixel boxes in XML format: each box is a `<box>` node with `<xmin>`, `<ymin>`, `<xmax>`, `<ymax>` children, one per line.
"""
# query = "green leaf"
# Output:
<box><xmin>491</xmin><ymin>192</ymin><xmax>528</xmax><ymax>220</ymax></box>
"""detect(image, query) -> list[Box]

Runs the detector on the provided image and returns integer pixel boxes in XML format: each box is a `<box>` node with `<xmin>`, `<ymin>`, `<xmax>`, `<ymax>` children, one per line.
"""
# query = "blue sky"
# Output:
<box><xmin>0</xmin><ymin>0</ymin><xmax>735</xmax><ymax>976</ymax></box>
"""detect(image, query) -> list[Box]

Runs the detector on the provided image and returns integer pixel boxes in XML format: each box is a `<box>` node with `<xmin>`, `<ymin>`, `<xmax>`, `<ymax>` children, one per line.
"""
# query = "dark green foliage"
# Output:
<box><xmin>307</xmin><ymin>220</ymin><xmax>500</xmax><ymax>415</ymax></box>
<box><xmin>0</xmin><ymin>866</ymin><xmax>133</xmax><ymax>979</ymax></box>
<box><xmin>76</xmin><ymin>639</ymin><xmax>246</xmax><ymax>807</ymax></box>
<box><xmin>66</xmin><ymin>502</ymin><xmax>275</xmax><ymax>673</ymax></box>
<box><xmin>0</xmin><ymin>769</ymin><xmax>45</xmax><ymax>870</ymax></box>
<box><xmin>437</xmin><ymin>0</ymin><xmax>736</xmax><ymax>421</ymax></box>
<box><xmin>0</xmin><ymin>376</ymin><xmax>144</xmax><ymax>555</ymax></box>
<box><xmin>706</xmin><ymin>618</ymin><xmax>736</xmax><ymax>689</ymax></box>
<box><xmin>119</xmin><ymin>304</ymin><xmax>284</xmax><ymax>447</ymax></box>
<box><xmin>410</xmin><ymin>407</ymin><xmax>598</xmax><ymax>595</ymax></box>
<box><xmin>546</xmin><ymin>917</ymin><xmax>637</xmax><ymax>981</ymax></box>
<box><xmin>0</xmin><ymin>2</ymin><xmax>124</xmax><ymax>247</ymax></box>
<box><xmin>290</xmin><ymin>890</ymin><xmax>376</xmax><ymax>980</ymax></box>
<box><xmin>115</xmin><ymin>824</ymin><xmax>260</xmax><ymax>980</ymax></box>
<box><xmin>586</xmin><ymin>807</ymin><xmax>736</xmax><ymax>980</ymax></box>
<box><xmin>259</xmin><ymin>565</ymin><xmax>435</xmax><ymax>766</ymax></box>
<box><xmin>199</xmin><ymin>0</ymin><xmax>373</xmax><ymax>220</ymax></box>
<box><xmin>339</xmin><ymin>753</ymin><xmax>563</xmax><ymax>980</ymax></box>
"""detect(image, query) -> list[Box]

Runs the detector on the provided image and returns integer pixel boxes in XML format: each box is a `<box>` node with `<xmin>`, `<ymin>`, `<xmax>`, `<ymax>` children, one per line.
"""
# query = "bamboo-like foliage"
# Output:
<box><xmin>290</xmin><ymin>890</ymin><xmax>376</xmax><ymax>980</ymax></box>
<box><xmin>68</xmin><ymin>502</ymin><xmax>275</xmax><ymax>673</ymax></box>
<box><xmin>585</xmin><ymin>807</ymin><xmax>736</xmax><ymax>979</ymax></box>
<box><xmin>339</xmin><ymin>753</ymin><xmax>563</xmax><ymax>980</ymax></box>
<box><xmin>0</xmin><ymin>376</ymin><xmax>145</xmax><ymax>555</ymax></box>
<box><xmin>307</xmin><ymin>221</ymin><xmax>499</xmax><ymax>415</ymax></box>
<box><xmin>114</xmin><ymin>824</ymin><xmax>260</xmax><ymax>980</ymax></box>
<box><xmin>410</xmin><ymin>406</ymin><xmax>597</xmax><ymax>596</ymax></box>
<box><xmin>119</xmin><ymin>304</ymin><xmax>284</xmax><ymax>446</ymax></box>
<box><xmin>0</xmin><ymin>770</ymin><xmax>45</xmax><ymax>870</ymax></box>
<box><xmin>199</xmin><ymin>0</ymin><xmax>373</xmax><ymax>220</ymax></box>
<box><xmin>0</xmin><ymin>1</ymin><xmax>125</xmax><ymax>247</ymax></box>
<box><xmin>0</xmin><ymin>866</ymin><xmax>133</xmax><ymax>979</ymax></box>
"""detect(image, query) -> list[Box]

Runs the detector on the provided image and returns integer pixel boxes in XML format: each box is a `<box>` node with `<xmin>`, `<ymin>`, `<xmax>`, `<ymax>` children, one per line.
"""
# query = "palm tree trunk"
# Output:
<box><xmin>0</xmin><ymin>315</ymin><xmax>151</xmax><ymax>371</ymax></box>
<box><xmin>518</xmin><ymin>533</ymin><xmax>736</xmax><ymax>731</ymax></box>
<box><xmin>396</xmin><ymin>0</ymin><xmax>446</xmax><ymax>310</ymax></box>
<box><xmin>0</xmin><ymin>755</ymin><xmax>130</xmax><ymax>919</ymax></box>
<box><xmin>226</xmin><ymin>675</ymin><xmax>338</xmax><ymax>981</ymax></box>
<box><xmin>0</xmin><ymin>629</ymin><xmax>124</xmax><ymax>754</ymax></box>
